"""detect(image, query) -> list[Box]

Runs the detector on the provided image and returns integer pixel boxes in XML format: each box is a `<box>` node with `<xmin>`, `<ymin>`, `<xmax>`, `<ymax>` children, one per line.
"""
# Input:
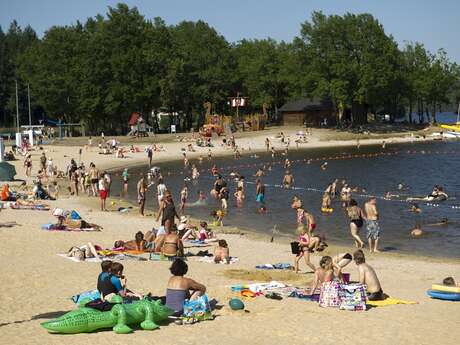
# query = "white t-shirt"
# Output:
<box><xmin>98</xmin><ymin>179</ymin><xmax>106</xmax><ymax>191</ymax></box>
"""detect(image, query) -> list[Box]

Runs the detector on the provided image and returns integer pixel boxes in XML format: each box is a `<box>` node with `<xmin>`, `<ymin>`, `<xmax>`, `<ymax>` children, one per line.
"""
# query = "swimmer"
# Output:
<box><xmin>191</xmin><ymin>164</ymin><xmax>200</xmax><ymax>180</ymax></box>
<box><xmin>271</xmin><ymin>147</ymin><xmax>276</xmax><ymax>158</ymax></box>
<box><xmin>284</xmin><ymin>158</ymin><xmax>291</xmax><ymax>169</ymax></box>
<box><xmin>409</xmin><ymin>204</ymin><xmax>421</xmax><ymax>213</ymax></box>
<box><xmin>320</xmin><ymin>162</ymin><xmax>328</xmax><ymax>170</ymax></box>
<box><xmin>255</xmin><ymin>168</ymin><xmax>264</xmax><ymax>177</ymax></box>
<box><xmin>411</xmin><ymin>223</ymin><xmax>423</xmax><ymax>237</ymax></box>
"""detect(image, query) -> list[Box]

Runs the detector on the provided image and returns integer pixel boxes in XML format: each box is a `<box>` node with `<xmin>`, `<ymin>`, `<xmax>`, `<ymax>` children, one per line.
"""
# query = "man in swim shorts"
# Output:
<box><xmin>364</xmin><ymin>197</ymin><xmax>380</xmax><ymax>253</ymax></box>
<box><xmin>256</xmin><ymin>179</ymin><xmax>265</xmax><ymax>203</ymax></box>
<box><xmin>353</xmin><ymin>249</ymin><xmax>384</xmax><ymax>301</ymax></box>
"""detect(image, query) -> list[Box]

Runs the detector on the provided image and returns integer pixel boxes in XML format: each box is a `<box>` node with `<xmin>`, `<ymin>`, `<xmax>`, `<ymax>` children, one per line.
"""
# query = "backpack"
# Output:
<box><xmin>319</xmin><ymin>280</ymin><xmax>341</xmax><ymax>308</ymax></box>
<box><xmin>339</xmin><ymin>283</ymin><xmax>367</xmax><ymax>311</ymax></box>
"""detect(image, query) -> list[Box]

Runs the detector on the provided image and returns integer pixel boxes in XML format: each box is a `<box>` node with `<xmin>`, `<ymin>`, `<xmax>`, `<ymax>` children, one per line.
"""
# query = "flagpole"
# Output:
<box><xmin>15</xmin><ymin>80</ymin><xmax>20</xmax><ymax>132</ymax></box>
<box><xmin>28</xmin><ymin>83</ymin><xmax>31</xmax><ymax>126</ymax></box>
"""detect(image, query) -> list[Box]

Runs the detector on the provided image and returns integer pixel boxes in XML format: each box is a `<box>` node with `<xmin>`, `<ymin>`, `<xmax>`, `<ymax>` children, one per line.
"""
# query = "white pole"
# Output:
<box><xmin>28</xmin><ymin>83</ymin><xmax>31</xmax><ymax>126</ymax></box>
<box><xmin>15</xmin><ymin>80</ymin><xmax>20</xmax><ymax>132</ymax></box>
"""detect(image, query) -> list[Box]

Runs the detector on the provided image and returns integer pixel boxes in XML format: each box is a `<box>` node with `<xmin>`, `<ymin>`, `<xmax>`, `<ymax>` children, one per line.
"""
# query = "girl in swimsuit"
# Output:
<box><xmin>294</xmin><ymin>228</ymin><xmax>316</xmax><ymax>273</ymax></box>
<box><xmin>346</xmin><ymin>199</ymin><xmax>365</xmax><ymax>248</ymax></box>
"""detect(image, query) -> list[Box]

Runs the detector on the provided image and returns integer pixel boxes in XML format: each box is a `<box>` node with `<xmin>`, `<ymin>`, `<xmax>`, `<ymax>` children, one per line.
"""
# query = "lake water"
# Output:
<box><xmin>113</xmin><ymin>140</ymin><xmax>460</xmax><ymax>259</ymax></box>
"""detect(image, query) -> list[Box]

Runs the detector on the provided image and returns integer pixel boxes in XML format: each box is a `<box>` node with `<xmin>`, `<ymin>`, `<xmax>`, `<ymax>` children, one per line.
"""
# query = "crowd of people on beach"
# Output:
<box><xmin>2</xmin><ymin>128</ymin><xmax>458</xmax><ymax>326</ymax></box>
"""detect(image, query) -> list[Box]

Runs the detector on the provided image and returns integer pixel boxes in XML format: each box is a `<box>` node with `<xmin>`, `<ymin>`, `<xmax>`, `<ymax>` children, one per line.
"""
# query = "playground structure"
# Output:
<box><xmin>201</xmin><ymin>100</ymin><xmax>267</xmax><ymax>136</ymax></box>
<box><xmin>127</xmin><ymin>112</ymin><xmax>153</xmax><ymax>137</ymax></box>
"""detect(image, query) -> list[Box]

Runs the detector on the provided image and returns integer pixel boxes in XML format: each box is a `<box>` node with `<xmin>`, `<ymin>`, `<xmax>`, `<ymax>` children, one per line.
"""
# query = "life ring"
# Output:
<box><xmin>321</xmin><ymin>207</ymin><xmax>334</xmax><ymax>214</ymax></box>
<box><xmin>427</xmin><ymin>289</ymin><xmax>460</xmax><ymax>301</ymax></box>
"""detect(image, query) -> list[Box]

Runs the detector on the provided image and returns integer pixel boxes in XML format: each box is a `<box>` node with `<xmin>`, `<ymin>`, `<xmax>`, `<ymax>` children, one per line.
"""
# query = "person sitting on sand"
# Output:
<box><xmin>98</xmin><ymin>262</ymin><xmax>142</xmax><ymax>300</ymax></box>
<box><xmin>309</xmin><ymin>256</ymin><xmax>334</xmax><ymax>294</ymax></box>
<box><xmin>214</xmin><ymin>239</ymin><xmax>230</xmax><ymax>264</ymax></box>
<box><xmin>156</xmin><ymin>219</ymin><xmax>184</xmax><ymax>257</ymax></box>
<box><xmin>353</xmin><ymin>249</ymin><xmax>384</xmax><ymax>301</ymax></box>
<box><xmin>198</xmin><ymin>221</ymin><xmax>217</xmax><ymax>243</ymax></box>
<box><xmin>165</xmin><ymin>259</ymin><xmax>207</xmax><ymax>316</ymax></box>
<box><xmin>1</xmin><ymin>184</ymin><xmax>16</xmax><ymax>201</ymax></box>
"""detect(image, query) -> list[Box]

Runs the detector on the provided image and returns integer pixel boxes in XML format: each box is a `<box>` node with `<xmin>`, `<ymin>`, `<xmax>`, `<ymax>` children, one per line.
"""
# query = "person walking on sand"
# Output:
<box><xmin>137</xmin><ymin>176</ymin><xmax>147</xmax><ymax>216</ymax></box>
<box><xmin>89</xmin><ymin>163</ymin><xmax>99</xmax><ymax>197</ymax></box>
<box><xmin>98</xmin><ymin>176</ymin><xmax>108</xmax><ymax>211</ymax></box>
<box><xmin>24</xmin><ymin>154</ymin><xmax>32</xmax><ymax>177</ymax></box>
<box><xmin>364</xmin><ymin>197</ymin><xmax>381</xmax><ymax>253</ymax></box>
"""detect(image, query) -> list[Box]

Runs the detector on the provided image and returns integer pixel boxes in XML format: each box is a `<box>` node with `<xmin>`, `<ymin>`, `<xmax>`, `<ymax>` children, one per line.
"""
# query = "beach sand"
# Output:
<box><xmin>1</xmin><ymin>127</ymin><xmax>458</xmax><ymax>345</ymax></box>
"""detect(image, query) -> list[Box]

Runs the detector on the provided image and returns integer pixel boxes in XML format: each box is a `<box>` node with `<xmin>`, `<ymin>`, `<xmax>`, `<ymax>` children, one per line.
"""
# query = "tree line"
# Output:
<box><xmin>0</xmin><ymin>3</ymin><xmax>459</xmax><ymax>134</ymax></box>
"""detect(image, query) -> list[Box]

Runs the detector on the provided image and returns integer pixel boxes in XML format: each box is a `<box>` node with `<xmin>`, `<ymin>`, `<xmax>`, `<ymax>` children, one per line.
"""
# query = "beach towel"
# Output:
<box><xmin>366</xmin><ymin>297</ymin><xmax>418</xmax><ymax>307</ymax></box>
<box><xmin>247</xmin><ymin>281</ymin><xmax>286</xmax><ymax>293</ymax></box>
<box><xmin>10</xmin><ymin>204</ymin><xmax>50</xmax><ymax>211</ymax></box>
<box><xmin>43</xmin><ymin>225</ymin><xmax>100</xmax><ymax>232</ymax></box>
<box><xmin>57</xmin><ymin>254</ymin><xmax>103</xmax><ymax>263</ymax></box>
<box><xmin>289</xmin><ymin>289</ymin><xmax>320</xmax><ymax>301</ymax></box>
<box><xmin>255</xmin><ymin>263</ymin><xmax>293</xmax><ymax>270</ymax></box>
<box><xmin>198</xmin><ymin>256</ymin><xmax>239</xmax><ymax>264</ymax></box>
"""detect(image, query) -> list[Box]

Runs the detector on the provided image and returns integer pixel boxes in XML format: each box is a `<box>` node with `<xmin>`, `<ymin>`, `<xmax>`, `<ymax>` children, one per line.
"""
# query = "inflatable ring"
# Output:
<box><xmin>321</xmin><ymin>207</ymin><xmax>334</xmax><ymax>214</ymax></box>
<box><xmin>427</xmin><ymin>289</ymin><xmax>460</xmax><ymax>301</ymax></box>
<box><xmin>431</xmin><ymin>284</ymin><xmax>460</xmax><ymax>294</ymax></box>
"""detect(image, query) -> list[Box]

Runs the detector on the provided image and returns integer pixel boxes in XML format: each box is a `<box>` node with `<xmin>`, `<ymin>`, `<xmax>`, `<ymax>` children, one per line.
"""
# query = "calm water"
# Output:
<box><xmin>113</xmin><ymin>141</ymin><xmax>460</xmax><ymax>258</ymax></box>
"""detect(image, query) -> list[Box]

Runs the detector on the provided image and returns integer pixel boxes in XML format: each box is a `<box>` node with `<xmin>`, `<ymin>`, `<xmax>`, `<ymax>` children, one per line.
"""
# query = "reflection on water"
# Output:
<box><xmin>114</xmin><ymin>141</ymin><xmax>460</xmax><ymax>258</ymax></box>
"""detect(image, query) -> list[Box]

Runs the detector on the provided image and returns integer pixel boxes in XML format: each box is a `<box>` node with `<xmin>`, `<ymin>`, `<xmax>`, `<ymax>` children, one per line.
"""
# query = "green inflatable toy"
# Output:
<box><xmin>229</xmin><ymin>298</ymin><xmax>245</xmax><ymax>310</ymax></box>
<box><xmin>41</xmin><ymin>298</ymin><xmax>174</xmax><ymax>334</ymax></box>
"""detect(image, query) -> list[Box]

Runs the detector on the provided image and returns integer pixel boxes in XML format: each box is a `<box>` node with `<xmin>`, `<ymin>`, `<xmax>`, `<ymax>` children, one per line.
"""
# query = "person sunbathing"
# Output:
<box><xmin>165</xmin><ymin>259</ymin><xmax>206</xmax><ymax>316</ymax></box>
<box><xmin>214</xmin><ymin>240</ymin><xmax>230</xmax><ymax>264</ymax></box>
<box><xmin>353</xmin><ymin>249</ymin><xmax>384</xmax><ymax>301</ymax></box>
<box><xmin>113</xmin><ymin>231</ymin><xmax>155</xmax><ymax>251</ymax></box>
<box><xmin>309</xmin><ymin>256</ymin><xmax>334</xmax><ymax>294</ymax></box>
<box><xmin>67</xmin><ymin>242</ymin><xmax>101</xmax><ymax>261</ymax></box>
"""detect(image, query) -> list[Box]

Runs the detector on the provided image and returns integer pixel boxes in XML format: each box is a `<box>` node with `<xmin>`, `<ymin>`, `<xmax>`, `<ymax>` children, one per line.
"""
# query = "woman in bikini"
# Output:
<box><xmin>156</xmin><ymin>219</ymin><xmax>183</xmax><ymax>257</ymax></box>
<box><xmin>346</xmin><ymin>199</ymin><xmax>365</xmax><ymax>248</ymax></box>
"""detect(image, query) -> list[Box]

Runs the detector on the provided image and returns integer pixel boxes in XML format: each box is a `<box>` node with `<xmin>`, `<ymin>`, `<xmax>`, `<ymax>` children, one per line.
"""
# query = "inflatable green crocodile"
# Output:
<box><xmin>41</xmin><ymin>298</ymin><xmax>174</xmax><ymax>334</ymax></box>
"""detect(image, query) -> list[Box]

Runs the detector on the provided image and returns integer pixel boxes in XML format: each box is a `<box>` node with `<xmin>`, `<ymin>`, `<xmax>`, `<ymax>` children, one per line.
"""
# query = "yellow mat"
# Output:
<box><xmin>367</xmin><ymin>297</ymin><xmax>418</xmax><ymax>307</ymax></box>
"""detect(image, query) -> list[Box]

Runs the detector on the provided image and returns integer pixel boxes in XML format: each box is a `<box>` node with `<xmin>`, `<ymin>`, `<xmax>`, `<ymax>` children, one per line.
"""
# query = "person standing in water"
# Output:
<box><xmin>256</xmin><ymin>179</ymin><xmax>265</xmax><ymax>205</ymax></box>
<box><xmin>121</xmin><ymin>168</ymin><xmax>129</xmax><ymax>198</ymax></box>
<box><xmin>283</xmin><ymin>170</ymin><xmax>295</xmax><ymax>188</ymax></box>
<box><xmin>364</xmin><ymin>197</ymin><xmax>381</xmax><ymax>253</ymax></box>
<box><xmin>180</xmin><ymin>185</ymin><xmax>188</xmax><ymax>214</ymax></box>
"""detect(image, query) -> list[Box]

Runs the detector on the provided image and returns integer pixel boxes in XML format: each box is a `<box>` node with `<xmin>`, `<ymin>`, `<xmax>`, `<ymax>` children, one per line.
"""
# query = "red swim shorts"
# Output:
<box><xmin>309</xmin><ymin>223</ymin><xmax>316</xmax><ymax>231</ymax></box>
<box><xmin>99</xmin><ymin>189</ymin><xmax>108</xmax><ymax>199</ymax></box>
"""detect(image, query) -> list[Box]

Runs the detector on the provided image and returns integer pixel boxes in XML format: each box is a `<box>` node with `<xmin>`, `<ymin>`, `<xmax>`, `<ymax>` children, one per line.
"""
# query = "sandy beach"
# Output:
<box><xmin>1</xmin><ymin>127</ymin><xmax>459</xmax><ymax>345</ymax></box>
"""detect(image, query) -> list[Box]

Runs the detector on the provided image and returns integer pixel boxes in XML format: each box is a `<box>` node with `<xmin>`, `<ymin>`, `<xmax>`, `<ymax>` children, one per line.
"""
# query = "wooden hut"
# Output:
<box><xmin>279</xmin><ymin>98</ymin><xmax>336</xmax><ymax>126</ymax></box>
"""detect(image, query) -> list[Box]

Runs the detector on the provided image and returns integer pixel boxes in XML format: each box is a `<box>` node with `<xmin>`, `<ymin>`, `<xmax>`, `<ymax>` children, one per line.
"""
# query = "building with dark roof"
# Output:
<box><xmin>278</xmin><ymin>98</ymin><xmax>336</xmax><ymax>126</ymax></box>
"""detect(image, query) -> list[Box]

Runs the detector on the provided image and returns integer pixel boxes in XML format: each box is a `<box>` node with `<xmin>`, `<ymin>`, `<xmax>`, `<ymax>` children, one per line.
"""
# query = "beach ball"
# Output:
<box><xmin>229</xmin><ymin>298</ymin><xmax>245</xmax><ymax>310</ymax></box>
<box><xmin>111</xmin><ymin>201</ymin><xmax>116</xmax><ymax>206</ymax></box>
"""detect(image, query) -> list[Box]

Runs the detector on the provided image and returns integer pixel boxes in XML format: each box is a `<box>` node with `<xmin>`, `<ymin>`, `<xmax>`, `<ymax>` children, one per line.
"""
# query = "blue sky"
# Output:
<box><xmin>1</xmin><ymin>0</ymin><xmax>459</xmax><ymax>63</ymax></box>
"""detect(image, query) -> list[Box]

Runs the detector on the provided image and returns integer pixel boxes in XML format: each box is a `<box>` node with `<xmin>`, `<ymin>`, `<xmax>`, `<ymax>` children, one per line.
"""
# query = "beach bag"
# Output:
<box><xmin>319</xmin><ymin>281</ymin><xmax>342</xmax><ymax>308</ymax></box>
<box><xmin>339</xmin><ymin>283</ymin><xmax>367</xmax><ymax>311</ymax></box>
<box><xmin>71</xmin><ymin>289</ymin><xmax>101</xmax><ymax>304</ymax></box>
<box><xmin>70</xmin><ymin>210</ymin><xmax>82</xmax><ymax>220</ymax></box>
<box><xmin>290</xmin><ymin>241</ymin><xmax>300</xmax><ymax>255</ymax></box>
<box><xmin>182</xmin><ymin>294</ymin><xmax>213</xmax><ymax>322</ymax></box>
